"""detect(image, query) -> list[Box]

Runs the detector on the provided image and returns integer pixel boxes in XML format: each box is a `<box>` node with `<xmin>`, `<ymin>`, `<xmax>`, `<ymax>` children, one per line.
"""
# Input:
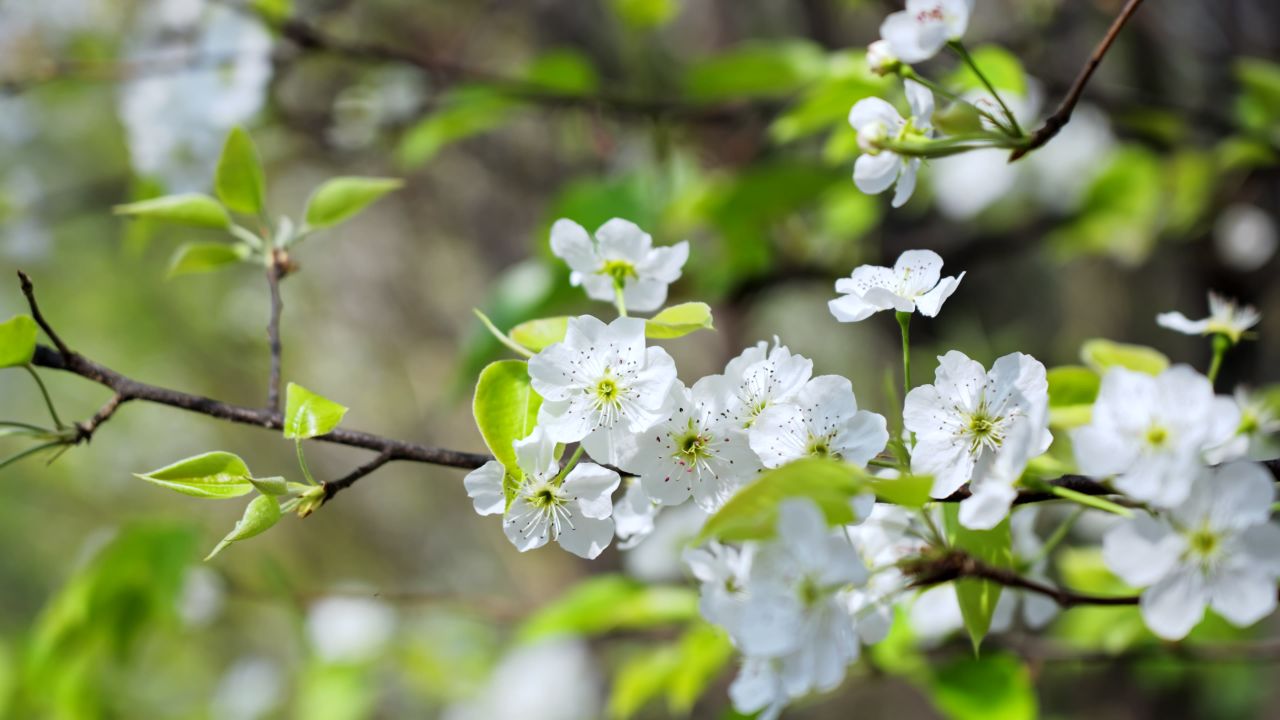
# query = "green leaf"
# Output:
<box><xmin>866</xmin><ymin>473</ymin><xmax>935</xmax><ymax>508</ymax></box>
<box><xmin>769</xmin><ymin>52</ymin><xmax>888</xmax><ymax>143</ymax></box>
<box><xmin>698</xmin><ymin>458</ymin><xmax>867</xmax><ymax>542</ymax></box>
<box><xmin>283</xmin><ymin>383</ymin><xmax>349</xmax><ymax>439</ymax></box>
<box><xmin>684</xmin><ymin>41</ymin><xmax>827</xmax><ymax>102</ymax></box>
<box><xmin>942</xmin><ymin>505</ymin><xmax>1013</xmax><ymax>652</ymax></box>
<box><xmin>609</xmin><ymin>645</ymin><xmax>682</xmax><ymax>720</ymax></box>
<box><xmin>215</xmin><ymin>127</ymin><xmax>267</xmax><ymax>216</ymax></box>
<box><xmin>0</xmin><ymin>315</ymin><xmax>37</xmax><ymax>368</ymax></box>
<box><xmin>472</xmin><ymin>360</ymin><xmax>542</xmax><ymax>504</ymax></box>
<box><xmin>167</xmin><ymin>242</ymin><xmax>250</xmax><ymax>278</ymax></box>
<box><xmin>1080</xmin><ymin>338</ymin><xmax>1169</xmax><ymax>376</ymax></box>
<box><xmin>927</xmin><ymin>652</ymin><xmax>1037</xmax><ymax>720</ymax></box>
<box><xmin>1235</xmin><ymin>57</ymin><xmax>1280</xmax><ymax>133</ymax></box>
<box><xmin>610</xmin><ymin>0</ymin><xmax>679</xmax><ymax>28</ymax></box>
<box><xmin>946</xmin><ymin>44</ymin><xmax>1027</xmax><ymax>95</ymax></box>
<box><xmin>397</xmin><ymin>86</ymin><xmax>515</xmax><ymax>167</ymax></box>
<box><xmin>113</xmin><ymin>193</ymin><xmax>231</xmax><ymax>228</ymax></box>
<box><xmin>933</xmin><ymin>101</ymin><xmax>987</xmax><ymax>135</ymax></box>
<box><xmin>509</xmin><ymin>316</ymin><xmax>569</xmax><ymax>352</ymax></box>
<box><xmin>517</xmin><ymin>575</ymin><xmax>697</xmax><ymax>642</ymax></box>
<box><xmin>1046</xmin><ymin>365</ymin><xmax>1101</xmax><ymax>429</ymax></box>
<box><xmin>134</xmin><ymin>451</ymin><xmax>255</xmax><ymax>499</ymax></box>
<box><xmin>250</xmin><ymin>476</ymin><xmax>289</xmax><ymax>496</ymax></box>
<box><xmin>667</xmin><ymin>623</ymin><xmax>734</xmax><ymax>714</ymax></box>
<box><xmin>205</xmin><ymin>493</ymin><xmax>281</xmax><ymax>560</ymax></box>
<box><xmin>524</xmin><ymin>50</ymin><xmax>600</xmax><ymax>95</ymax></box>
<box><xmin>644</xmin><ymin>302</ymin><xmax>714</xmax><ymax>339</ymax></box>
<box><xmin>303</xmin><ymin>176</ymin><xmax>403</xmax><ymax>229</ymax></box>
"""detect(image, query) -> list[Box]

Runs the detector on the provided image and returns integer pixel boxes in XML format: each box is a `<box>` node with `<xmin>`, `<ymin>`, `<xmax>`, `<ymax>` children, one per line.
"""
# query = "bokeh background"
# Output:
<box><xmin>1</xmin><ymin>0</ymin><xmax>1279</xmax><ymax>717</ymax></box>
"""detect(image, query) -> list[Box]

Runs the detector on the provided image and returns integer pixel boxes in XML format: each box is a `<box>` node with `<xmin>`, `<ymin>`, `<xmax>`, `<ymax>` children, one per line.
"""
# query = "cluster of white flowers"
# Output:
<box><xmin>463</xmin><ymin>216</ymin><xmax>1279</xmax><ymax>714</ymax></box>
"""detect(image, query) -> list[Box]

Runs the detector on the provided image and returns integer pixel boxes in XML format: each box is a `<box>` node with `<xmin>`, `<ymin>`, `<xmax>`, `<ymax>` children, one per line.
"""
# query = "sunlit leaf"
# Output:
<box><xmin>113</xmin><ymin>193</ymin><xmax>231</xmax><ymax>229</ymax></box>
<box><xmin>1080</xmin><ymin>339</ymin><xmax>1169</xmax><ymax>376</ymax></box>
<box><xmin>167</xmin><ymin>242</ymin><xmax>250</xmax><ymax>278</ymax></box>
<box><xmin>698</xmin><ymin>458</ymin><xmax>867</xmax><ymax>542</ymax></box>
<box><xmin>134</xmin><ymin>451</ymin><xmax>255</xmax><ymax>499</ymax></box>
<box><xmin>927</xmin><ymin>652</ymin><xmax>1037</xmax><ymax>720</ymax></box>
<box><xmin>215</xmin><ymin>127</ymin><xmax>268</xmax><ymax>216</ymax></box>
<box><xmin>518</xmin><ymin>575</ymin><xmax>698</xmax><ymax>642</ymax></box>
<box><xmin>524</xmin><ymin>50</ymin><xmax>600</xmax><ymax>95</ymax></box>
<box><xmin>284</xmin><ymin>383</ymin><xmax>350</xmax><ymax>439</ymax></box>
<box><xmin>645</xmin><ymin>302</ymin><xmax>714</xmax><ymax>339</ymax></box>
<box><xmin>610</xmin><ymin>0</ymin><xmax>679</xmax><ymax>28</ymax></box>
<box><xmin>205</xmin><ymin>494</ymin><xmax>281</xmax><ymax>560</ymax></box>
<box><xmin>472</xmin><ymin>360</ymin><xmax>542</xmax><ymax>504</ymax></box>
<box><xmin>946</xmin><ymin>45</ymin><xmax>1027</xmax><ymax>95</ymax></box>
<box><xmin>509</xmin><ymin>316</ymin><xmax>569</xmax><ymax>352</ymax></box>
<box><xmin>303</xmin><ymin>177</ymin><xmax>403</xmax><ymax>229</ymax></box>
<box><xmin>0</xmin><ymin>314</ymin><xmax>37</xmax><ymax>368</ymax></box>
<box><xmin>397</xmin><ymin>86</ymin><xmax>515</xmax><ymax>167</ymax></box>
<box><xmin>1047</xmin><ymin>365</ymin><xmax>1101</xmax><ymax>429</ymax></box>
<box><xmin>685</xmin><ymin>41</ymin><xmax>826</xmax><ymax>102</ymax></box>
<box><xmin>943</xmin><ymin>505</ymin><xmax>1012</xmax><ymax>652</ymax></box>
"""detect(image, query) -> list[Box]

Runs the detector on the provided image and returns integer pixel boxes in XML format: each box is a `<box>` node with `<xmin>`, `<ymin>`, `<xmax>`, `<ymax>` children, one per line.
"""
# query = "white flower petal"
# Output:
<box><xmin>915</xmin><ymin>272</ymin><xmax>965</xmax><ymax>317</ymax></box>
<box><xmin>561</xmin><ymin>463</ymin><xmax>621</xmax><ymax>520</ymax></box>
<box><xmin>638</xmin><ymin>240</ymin><xmax>689</xmax><ymax>283</ymax></box>
<box><xmin>1209</xmin><ymin>570</ymin><xmax>1277</xmax><ymax>628</ymax></box>
<box><xmin>1140</xmin><ymin>567</ymin><xmax>1208</xmax><ymax>640</ymax></box>
<box><xmin>556</xmin><ymin>515</ymin><xmax>614</xmax><ymax>559</ymax></box>
<box><xmin>503</xmin><ymin>498</ymin><xmax>551</xmax><ymax>551</ymax></box>
<box><xmin>854</xmin><ymin>152</ymin><xmax>901</xmax><ymax>195</ymax></box>
<box><xmin>904</xmin><ymin>79</ymin><xmax>935</xmax><ymax>123</ymax></box>
<box><xmin>958</xmin><ymin>484</ymin><xmax>1017</xmax><ymax>530</ymax></box>
<box><xmin>594</xmin><ymin>218</ymin><xmax>652</xmax><ymax>262</ymax></box>
<box><xmin>513</xmin><ymin>427</ymin><xmax>557</xmax><ymax>479</ymax></box>
<box><xmin>847</xmin><ymin>96</ymin><xmax>902</xmax><ymax>133</ymax></box>
<box><xmin>549</xmin><ymin>218</ymin><xmax>598</xmax><ymax>274</ymax></box>
<box><xmin>1101</xmin><ymin>514</ymin><xmax>1180</xmax><ymax>587</ymax></box>
<box><xmin>463</xmin><ymin>461</ymin><xmax>506</xmax><ymax>516</ymax></box>
<box><xmin>891</xmin><ymin>158</ymin><xmax>920</xmax><ymax>208</ymax></box>
<box><xmin>1156</xmin><ymin>311</ymin><xmax>1209</xmax><ymax>336</ymax></box>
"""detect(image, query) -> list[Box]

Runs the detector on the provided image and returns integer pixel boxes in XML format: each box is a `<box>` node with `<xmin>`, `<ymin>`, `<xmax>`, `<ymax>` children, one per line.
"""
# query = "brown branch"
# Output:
<box><xmin>904</xmin><ymin>550</ymin><xmax>1139</xmax><ymax>608</ymax></box>
<box><xmin>1009</xmin><ymin>0</ymin><xmax>1147</xmax><ymax>161</ymax></box>
<box><xmin>18</xmin><ymin>271</ymin><xmax>72</xmax><ymax>358</ymax></box>
<box><xmin>322</xmin><ymin>450</ymin><xmax>394</xmax><ymax>503</ymax></box>
<box><xmin>266</xmin><ymin>252</ymin><xmax>287</xmax><ymax>412</ymax></box>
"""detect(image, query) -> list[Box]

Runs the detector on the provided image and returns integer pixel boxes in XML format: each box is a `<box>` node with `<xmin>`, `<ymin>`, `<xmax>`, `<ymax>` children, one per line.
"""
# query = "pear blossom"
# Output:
<box><xmin>1157</xmin><ymin>292</ymin><xmax>1260</xmax><ymax>344</ymax></box>
<box><xmin>879</xmin><ymin>0</ymin><xmax>973</xmax><ymax>64</ymax></box>
<box><xmin>550</xmin><ymin>218</ymin><xmax>689</xmax><ymax>313</ymax></box>
<box><xmin>528</xmin><ymin>315</ymin><xmax>677</xmax><ymax>465</ymax></box>
<box><xmin>1072</xmin><ymin>366</ymin><xmax>1240</xmax><ymax>507</ymax></box>
<box><xmin>684</xmin><ymin>541</ymin><xmax>756</xmax><ymax>633</ymax></box>
<box><xmin>749</xmin><ymin>375</ymin><xmax>889</xmax><ymax>469</ymax></box>
<box><xmin>702</xmin><ymin>339</ymin><xmax>813</xmax><ymax>430</ymax></box>
<box><xmin>958</xmin><ymin>402</ymin><xmax>1050</xmax><ymax>530</ymax></box>
<box><xmin>617</xmin><ymin>380</ymin><xmax>760</xmax><ymax>512</ymax></box>
<box><xmin>866</xmin><ymin>40</ymin><xmax>899</xmax><ymax>75</ymax></box>
<box><xmin>1102</xmin><ymin>461</ymin><xmax>1280</xmax><ymax>640</ymax></box>
<box><xmin>613</xmin><ymin>478</ymin><xmax>661</xmax><ymax>549</ymax></box>
<box><xmin>845</xmin><ymin>503</ymin><xmax>932</xmax><ymax>643</ymax></box>
<box><xmin>1207</xmin><ymin>388</ymin><xmax>1280</xmax><ymax>463</ymax></box>
<box><xmin>828</xmin><ymin>249</ymin><xmax>965</xmax><ymax>322</ymax></box>
<box><xmin>464</xmin><ymin>427</ymin><xmax>621</xmax><ymax>559</ymax></box>
<box><xmin>903</xmin><ymin>350</ymin><xmax>1052</xmax><ymax>500</ymax></box>
<box><xmin>848</xmin><ymin>79</ymin><xmax>934</xmax><ymax>207</ymax></box>
<box><xmin>727</xmin><ymin>500</ymin><xmax>868</xmax><ymax>716</ymax></box>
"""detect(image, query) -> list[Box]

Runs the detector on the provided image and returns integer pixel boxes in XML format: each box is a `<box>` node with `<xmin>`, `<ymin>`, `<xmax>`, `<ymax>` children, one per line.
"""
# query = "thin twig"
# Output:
<box><xmin>323</xmin><ymin>450</ymin><xmax>395</xmax><ymax>502</ymax></box>
<box><xmin>1009</xmin><ymin>0</ymin><xmax>1146</xmax><ymax>161</ymax></box>
<box><xmin>18</xmin><ymin>271</ymin><xmax>72</xmax><ymax>357</ymax></box>
<box><xmin>266</xmin><ymin>253</ymin><xmax>286</xmax><ymax>412</ymax></box>
<box><xmin>904</xmin><ymin>550</ymin><xmax>1139</xmax><ymax>608</ymax></box>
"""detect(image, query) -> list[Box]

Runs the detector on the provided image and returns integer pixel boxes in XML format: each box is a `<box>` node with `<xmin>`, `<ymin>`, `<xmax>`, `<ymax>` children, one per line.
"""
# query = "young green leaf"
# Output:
<box><xmin>113</xmin><ymin>193</ymin><xmax>231</xmax><ymax>228</ymax></box>
<box><xmin>1080</xmin><ymin>338</ymin><xmax>1169</xmax><ymax>376</ymax></box>
<box><xmin>644</xmin><ymin>302</ymin><xmax>715</xmax><ymax>339</ymax></box>
<box><xmin>283</xmin><ymin>383</ymin><xmax>349</xmax><ymax>439</ymax></box>
<box><xmin>943</xmin><ymin>505</ymin><xmax>1013</xmax><ymax>652</ymax></box>
<box><xmin>472</xmin><ymin>360</ymin><xmax>542</xmax><ymax>503</ymax></box>
<box><xmin>250</xmin><ymin>476</ymin><xmax>289</xmax><ymax>496</ymax></box>
<box><xmin>134</xmin><ymin>451</ymin><xmax>256</xmax><ymax>499</ymax></box>
<box><xmin>1047</xmin><ymin>365</ymin><xmax>1102</xmax><ymax>429</ymax></box>
<box><xmin>927</xmin><ymin>652</ymin><xmax>1038</xmax><ymax>720</ymax></box>
<box><xmin>698</xmin><ymin>458</ymin><xmax>867</xmax><ymax>542</ymax></box>
<box><xmin>508</xmin><ymin>316</ymin><xmax>569</xmax><ymax>352</ymax></box>
<box><xmin>517</xmin><ymin>574</ymin><xmax>698</xmax><ymax>642</ymax></box>
<box><xmin>167</xmin><ymin>242</ymin><xmax>250</xmax><ymax>278</ymax></box>
<box><xmin>865</xmin><ymin>472</ymin><xmax>935</xmax><ymax>508</ymax></box>
<box><xmin>215</xmin><ymin>127</ymin><xmax>267</xmax><ymax>216</ymax></box>
<box><xmin>205</xmin><ymin>493</ymin><xmax>281</xmax><ymax>560</ymax></box>
<box><xmin>303</xmin><ymin>177</ymin><xmax>403</xmax><ymax>229</ymax></box>
<box><xmin>0</xmin><ymin>315</ymin><xmax>38</xmax><ymax>368</ymax></box>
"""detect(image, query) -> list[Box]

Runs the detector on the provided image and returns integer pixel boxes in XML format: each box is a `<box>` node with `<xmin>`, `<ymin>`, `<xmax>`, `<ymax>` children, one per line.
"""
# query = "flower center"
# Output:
<box><xmin>1144</xmin><ymin>425</ymin><xmax>1169</xmax><ymax>448</ymax></box>
<box><xmin>527</xmin><ymin>482</ymin><xmax>564</xmax><ymax>510</ymax></box>
<box><xmin>596</xmin><ymin>376</ymin><xmax>619</xmax><ymax>402</ymax></box>
<box><xmin>807</xmin><ymin>435</ymin><xmax>832</xmax><ymax>457</ymax></box>
<box><xmin>797</xmin><ymin>575</ymin><xmax>825</xmax><ymax>607</ymax></box>
<box><xmin>1185</xmin><ymin>525</ymin><xmax>1222</xmax><ymax>565</ymax></box>
<box><xmin>964</xmin><ymin>406</ymin><xmax>1006</xmax><ymax>454</ymax></box>
<box><xmin>599</xmin><ymin>259</ymin><xmax>638</xmax><ymax>285</ymax></box>
<box><xmin>1239</xmin><ymin>411</ymin><xmax>1259</xmax><ymax>436</ymax></box>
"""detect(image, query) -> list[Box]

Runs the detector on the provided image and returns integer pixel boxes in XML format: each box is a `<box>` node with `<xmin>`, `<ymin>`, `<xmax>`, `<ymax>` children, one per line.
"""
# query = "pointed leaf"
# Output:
<box><xmin>250</xmin><ymin>476</ymin><xmax>289</xmax><ymax>496</ymax></box>
<box><xmin>0</xmin><ymin>315</ymin><xmax>37</xmax><ymax>368</ymax></box>
<box><xmin>1080</xmin><ymin>339</ymin><xmax>1169</xmax><ymax>376</ymax></box>
<box><xmin>205</xmin><ymin>494</ymin><xmax>281</xmax><ymax>560</ymax></box>
<box><xmin>283</xmin><ymin>383</ymin><xmax>349</xmax><ymax>439</ymax></box>
<box><xmin>134</xmin><ymin>451</ymin><xmax>255</xmax><ymax>499</ymax></box>
<box><xmin>698</xmin><ymin>458</ymin><xmax>866</xmax><ymax>542</ymax></box>
<box><xmin>509</xmin><ymin>316</ymin><xmax>569</xmax><ymax>352</ymax></box>
<box><xmin>943</xmin><ymin>505</ymin><xmax>1013</xmax><ymax>652</ymax></box>
<box><xmin>644</xmin><ymin>302</ymin><xmax>714</xmax><ymax>339</ymax></box>
<box><xmin>167</xmin><ymin>242</ymin><xmax>250</xmax><ymax>278</ymax></box>
<box><xmin>215</xmin><ymin>127</ymin><xmax>267</xmax><ymax>215</ymax></box>
<box><xmin>1047</xmin><ymin>365</ymin><xmax>1101</xmax><ymax>429</ymax></box>
<box><xmin>303</xmin><ymin>176</ymin><xmax>403</xmax><ymax>229</ymax></box>
<box><xmin>113</xmin><ymin>193</ymin><xmax>231</xmax><ymax>228</ymax></box>
<box><xmin>472</xmin><ymin>360</ymin><xmax>542</xmax><ymax>504</ymax></box>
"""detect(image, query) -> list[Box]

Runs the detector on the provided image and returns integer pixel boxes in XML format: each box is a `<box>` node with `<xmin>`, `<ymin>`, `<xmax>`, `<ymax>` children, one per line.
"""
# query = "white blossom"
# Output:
<box><xmin>612</xmin><ymin>478</ymin><xmax>661</xmax><ymax>550</ymax></box>
<box><xmin>904</xmin><ymin>351</ymin><xmax>1052</xmax><ymax>503</ymax></box>
<box><xmin>1102</xmin><ymin>461</ymin><xmax>1280</xmax><ymax>640</ymax></box>
<box><xmin>464</xmin><ymin>427</ymin><xmax>621</xmax><ymax>559</ymax></box>
<box><xmin>1208</xmin><ymin>388</ymin><xmax>1280</xmax><ymax>463</ymax></box>
<box><xmin>1157</xmin><ymin>292</ymin><xmax>1261</xmax><ymax>344</ymax></box>
<box><xmin>828</xmin><ymin>249</ymin><xmax>964</xmax><ymax>323</ymax></box>
<box><xmin>845</xmin><ymin>503</ymin><xmax>931</xmax><ymax>643</ymax></box>
<box><xmin>702</xmin><ymin>339</ymin><xmax>813</xmax><ymax>430</ymax></box>
<box><xmin>879</xmin><ymin>0</ymin><xmax>973</xmax><ymax>64</ymax></box>
<box><xmin>1072</xmin><ymin>366</ymin><xmax>1240</xmax><ymax>508</ymax></box>
<box><xmin>617</xmin><ymin>380</ymin><xmax>760</xmax><ymax>512</ymax></box>
<box><xmin>959</xmin><ymin>402</ymin><xmax>1049</xmax><ymax>530</ymax></box>
<box><xmin>727</xmin><ymin>500</ymin><xmax>868</xmax><ymax>716</ymax></box>
<box><xmin>529</xmin><ymin>315</ymin><xmax>678</xmax><ymax>465</ymax></box>
<box><xmin>749</xmin><ymin>375</ymin><xmax>889</xmax><ymax>469</ymax></box>
<box><xmin>848</xmin><ymin>79</ymin><xmax>934</xmax><ymax>207</ymax></box>
<box><xmin>550</xmin><ymin>218</ymin><xmax>689</xmax><ymax>313</ymax></box>
<box><xmin>685</xmin><ymin>541</ymin><xmax>756</xmax><ymax>634</ymax></box>
<box><xmin>866</xmin><ymin>40</ymin><xmax>899</xmax><ymax>74</ymax></box>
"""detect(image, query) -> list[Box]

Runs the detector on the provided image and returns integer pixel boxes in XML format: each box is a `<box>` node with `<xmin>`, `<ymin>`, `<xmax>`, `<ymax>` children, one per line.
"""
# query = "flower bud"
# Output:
<box><xmin>866</xmin><ymin>41</ymin><xmax>900</xmax><ymax>76</ymax></box>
